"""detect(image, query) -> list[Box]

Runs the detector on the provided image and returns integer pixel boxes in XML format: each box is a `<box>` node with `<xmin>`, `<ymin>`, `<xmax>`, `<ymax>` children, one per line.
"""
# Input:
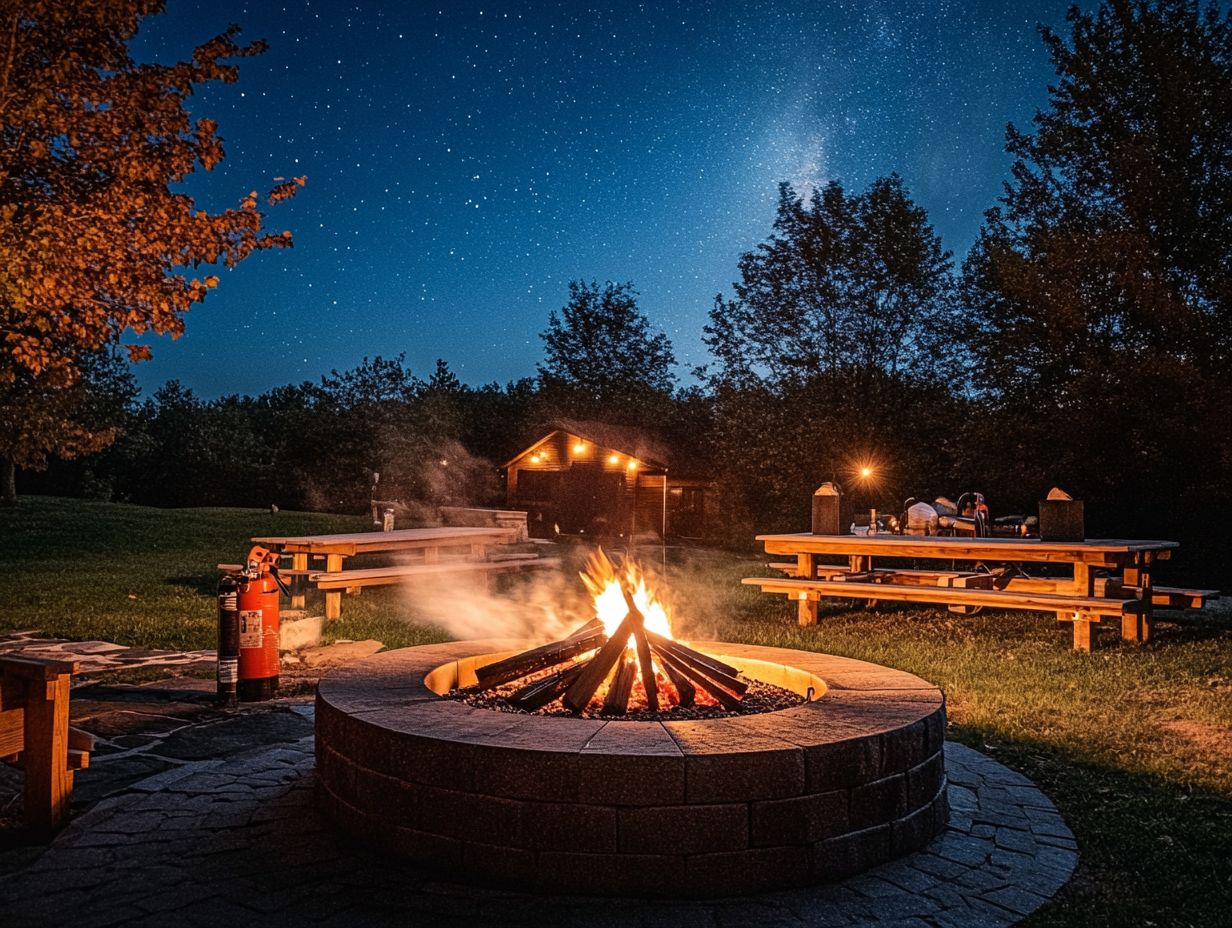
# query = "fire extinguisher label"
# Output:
<box><xmin>239</xmin><ymin>610</ymin><xmax>264</xmax><ymax>648</ymax></box>
<box><xmin>219</xmin><ymin>592</ymin><xmax>237</xmax><ymax>610</ymax></box>
<box><xmin>217</xmin><ymin>659</ymin><xmax>238</xmax><ymax>683</ymax></box>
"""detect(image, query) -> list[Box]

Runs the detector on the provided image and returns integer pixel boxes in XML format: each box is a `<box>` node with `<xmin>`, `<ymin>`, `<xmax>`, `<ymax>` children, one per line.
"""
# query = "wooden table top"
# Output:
<box><xmin>252</xmin><ymin>526</ymin><xmax>519</xmax><ymax>556</ymax></box>
<box><xmin>757</xmin><ymin>533</ymin><xmax>1178</xmax><ymax>564</ymax></box>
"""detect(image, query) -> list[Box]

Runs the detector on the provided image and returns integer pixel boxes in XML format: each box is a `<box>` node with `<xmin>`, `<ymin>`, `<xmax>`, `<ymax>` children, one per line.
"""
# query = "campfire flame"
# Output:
<box><xmin>580</xmin><ymin>548</ymin><xmax>672</xmax><ymax>644</ymax></box>
<box><xmin>471</xmin><ymin>547</ymin><xmax>746</xmax><ymax>715</ymax></box>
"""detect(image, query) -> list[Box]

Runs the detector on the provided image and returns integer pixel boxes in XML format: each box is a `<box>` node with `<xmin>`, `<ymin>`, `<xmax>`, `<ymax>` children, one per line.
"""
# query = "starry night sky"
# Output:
<box><xmin>132</xmin><ymin>0</ymin><xmax>1080</xmax><ymax>398</ymax></box>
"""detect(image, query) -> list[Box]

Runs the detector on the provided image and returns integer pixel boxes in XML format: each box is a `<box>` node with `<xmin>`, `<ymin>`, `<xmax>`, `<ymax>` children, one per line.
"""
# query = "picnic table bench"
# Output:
<box><xmin>0</xmin><ymin>655</ymin><xmax>94</xmax><ymax>836</ymax></box>
<box><xmin>746</xmin><ymin>533</ymin><xmax>1218</xmax><ymax>651</ymax></box>
<box><xmin>309</xmin><ymin>555</ymin><xmax>563</xmax><ymax>590</ymax></box>
<box><xmin>252</xmin><ymin>526</ymin><xmax>547</xmax><ymax>619</ymax></box>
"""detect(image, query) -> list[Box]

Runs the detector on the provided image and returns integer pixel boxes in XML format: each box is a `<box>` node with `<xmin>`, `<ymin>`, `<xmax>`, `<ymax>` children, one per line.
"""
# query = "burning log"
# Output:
<box><xmin>657</xmin><ymin>652</ymin><xmax>696</xmax><ymax>708</ymax></box>
<box><xmin>563</xmin><ymin>609</ymin><xmax>641</xmax><ymax>714</ymax></box>
<box><xmin>633</xmin><ymin>627</ymin><xmax>659</xmax><ymax>711</ymax></box>
<box><xmin>507</xmin><ymin>662</ymin><xmax>586</xmax><ymax>711</ymax></box>
<box><xmin>601</xmin><ymin>657</ymin><xmax>636</xmax><ymax>715</ymax></box>
<box><xmin>624</xmin><ymin>584</ymin><xmax>659</xmax><ymax>712</ymax></box>
<box><xmin>653</xmin><ymin>645</ymin><xmax>743</xmax><ymax>710</ymax></box>
<box><xmin>646</xmin><ymin>631</ymin><xmax>747</xmax><ymax>696</ymax></box>
<box><xmin>476</xmin><ymin>618</ymin><xmax>603</xmax><ymax>689</ymax></box>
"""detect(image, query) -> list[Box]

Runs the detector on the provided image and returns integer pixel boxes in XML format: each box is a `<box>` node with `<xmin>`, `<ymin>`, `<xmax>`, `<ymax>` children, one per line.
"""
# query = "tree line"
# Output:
<box><xmin>5</xmin><ymin>2</ymin><xmax>1232</xmax><ymax>583</ymax></box>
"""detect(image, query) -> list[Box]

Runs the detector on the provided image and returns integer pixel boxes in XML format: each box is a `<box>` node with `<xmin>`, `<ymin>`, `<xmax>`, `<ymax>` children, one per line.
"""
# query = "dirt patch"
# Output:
<box><xmin>1157</xmin><ymin>718</ymin><xmax>1232</xmax><ymax>755</ymax></box>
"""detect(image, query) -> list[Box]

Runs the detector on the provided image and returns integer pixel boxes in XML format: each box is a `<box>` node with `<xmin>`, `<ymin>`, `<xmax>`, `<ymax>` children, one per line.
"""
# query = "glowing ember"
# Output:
<box><xmin>580</xmin><ymin>548</ymin><xmax>672</xmax><ymax>643</ymax></box>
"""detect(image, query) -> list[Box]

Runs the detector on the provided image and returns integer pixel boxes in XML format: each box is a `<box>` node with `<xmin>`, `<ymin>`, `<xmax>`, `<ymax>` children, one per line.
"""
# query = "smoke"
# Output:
<box><xmin>396</xmin><ymin>565</ymin><xmax>594</xmax><ymax>644</ymax></box>
<box><xmin>393</xmin><ymin>544</ymin><xmax>742</xmax><ymax>646</ymax></box>
<box><xmin>376</xmin><ymin>438</ymin><xmax>502</xmax><ymax>525</ymax></box>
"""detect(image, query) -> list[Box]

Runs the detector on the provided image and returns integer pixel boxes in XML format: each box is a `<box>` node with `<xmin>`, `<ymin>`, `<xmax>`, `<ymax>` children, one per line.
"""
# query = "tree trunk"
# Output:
<box><xmin>1</xmin><ymin>454</ymin><xmax>16</xmax><ymax>506</ymax></box>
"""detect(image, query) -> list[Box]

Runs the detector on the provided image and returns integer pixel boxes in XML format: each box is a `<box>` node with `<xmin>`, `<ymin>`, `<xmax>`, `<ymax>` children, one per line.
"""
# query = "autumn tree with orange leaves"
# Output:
<box><xmin>0</xmin><ymin>0</ymin><xmax>302</xmax><ymax>503</ymax></box>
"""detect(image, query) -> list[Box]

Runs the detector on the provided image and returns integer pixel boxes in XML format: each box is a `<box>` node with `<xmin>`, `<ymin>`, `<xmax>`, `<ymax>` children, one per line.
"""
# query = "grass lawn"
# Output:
<box><xmin>3</xmin><ymin>496</ymin><xmax>1231</xmax><ymax>925</ymax></box>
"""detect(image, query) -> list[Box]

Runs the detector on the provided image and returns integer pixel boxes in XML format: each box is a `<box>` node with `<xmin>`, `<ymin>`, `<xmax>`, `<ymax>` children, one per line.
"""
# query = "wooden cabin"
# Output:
<box><xmin>504</xmin><ymin>418</ymin><xmax>713</xmax><ymax>539</ymax></box>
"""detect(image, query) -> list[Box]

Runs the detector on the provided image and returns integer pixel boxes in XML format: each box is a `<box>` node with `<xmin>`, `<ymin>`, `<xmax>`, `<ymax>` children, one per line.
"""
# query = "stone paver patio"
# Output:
<box><xmin>0</xmin><ymin>695</ymin><xmax>1076</xmax><ymax>928</ymax></box>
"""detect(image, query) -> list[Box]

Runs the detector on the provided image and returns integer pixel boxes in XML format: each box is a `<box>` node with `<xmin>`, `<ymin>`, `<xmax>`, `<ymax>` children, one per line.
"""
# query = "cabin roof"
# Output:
<box><xmin>504</xmin><ymin>417</ymin><xmax>676</xmax><ymax>470</ymax></box>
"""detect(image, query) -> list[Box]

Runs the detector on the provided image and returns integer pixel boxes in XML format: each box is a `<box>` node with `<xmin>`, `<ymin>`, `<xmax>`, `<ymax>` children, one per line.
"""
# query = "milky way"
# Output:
<box><xmin>131</xmin><ymin>0</ymin><xmax>1078</xmax><ymax>397</ymax></box>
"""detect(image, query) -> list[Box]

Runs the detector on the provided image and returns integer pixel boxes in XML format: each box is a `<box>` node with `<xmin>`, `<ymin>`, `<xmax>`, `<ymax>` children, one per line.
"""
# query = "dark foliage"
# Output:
<box><xmin>960</xmin><ymin>0</ymin><xmax>1232</xmax><ymax>574</ymax></box>
<box><xmin>0</xmin><ymin>349</ymin><xmax>138</xmax><ymax>504</ymax></box>
<box><xmin>537</xmin><ymin>280</ymin><xmax>677</xmax><ymax>427</ymax></box>
<box><xmin>702</xmin><ymin>176</ymin><xmax>964</xmax><ymax>537</ymax></box>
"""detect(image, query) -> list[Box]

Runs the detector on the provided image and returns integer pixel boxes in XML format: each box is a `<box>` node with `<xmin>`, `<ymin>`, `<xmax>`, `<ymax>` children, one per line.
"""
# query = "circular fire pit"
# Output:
<box><xmin>316</xmin><ymin>640</ymin><xmax>947</xmax><ymax>897</ymax></box>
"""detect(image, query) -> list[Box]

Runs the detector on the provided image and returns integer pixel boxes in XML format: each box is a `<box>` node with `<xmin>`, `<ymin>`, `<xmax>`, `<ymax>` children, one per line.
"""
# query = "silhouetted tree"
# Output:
<box><xmin>710</xmin><ymin>176</ymin><xmax>957</xmax><ymax>389</ymax></box>
<box><xmin>538</xmin><ymin>280</ymin><xmax>677</xmax><ymax>424</ymax></box>
<box><xmin>703</xmin><ymin>176</ymin><xmax>961</xmax><ymax>530</ymax></box>
<box><xmin>129</xmin><ymin>382</ymin><xmax>272</xmax><ymax>508</ymax></box>
<box><xmin>961</xmin><ymin>0</ymin><xmax>1232</xmax><ymax>539</ymax></box>
<box><xmin>0</xmin><ymin>350</ymin><xmax>137</xmax><ymax>504</ymax></box>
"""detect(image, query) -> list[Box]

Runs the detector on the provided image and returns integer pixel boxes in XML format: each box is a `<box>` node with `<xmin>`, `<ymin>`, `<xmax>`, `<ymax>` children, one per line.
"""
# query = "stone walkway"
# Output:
<box><xmin>0</xmin><ymin>702</ymin><xmax>1076</xmax><ymax>928</ymax></box>
<box><xmin>0</xmin><ymin>630</ymin><xmax>215</xmax><ymax>676</ymax></box>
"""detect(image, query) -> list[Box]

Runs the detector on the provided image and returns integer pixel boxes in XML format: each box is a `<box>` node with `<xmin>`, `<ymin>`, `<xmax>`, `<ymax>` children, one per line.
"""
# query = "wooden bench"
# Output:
<box><xmin>769</xmin><ymin>562</ymin><xmax>985</xmax><ymax>584</ymax></box>
<box><xmin>309</xmin><ymin>557</ymin><xmax>562</xmax><ymax>619</ymax></box>
<box><xmin>743</xmin><ymin>576</ymin><xmax>1141</xmax><ymax>651</ymax></box>
<box><xmin>0</xmin><ymin>656</ymin><xmax>94</xmax><ymax>836</ymax></box>
<box><xmin>768</xmin><ymin>563</ymin><xmax>1220</xmax><ymax>614</ymax></box>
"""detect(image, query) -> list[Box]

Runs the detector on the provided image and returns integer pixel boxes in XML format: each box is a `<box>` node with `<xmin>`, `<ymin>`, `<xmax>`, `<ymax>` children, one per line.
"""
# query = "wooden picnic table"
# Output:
<box><xmin>746</xmin><ymin>533</ymin><xmax>1209</xmax><ymax>651</ymax></box>
<box><xmin>253</xmin><ymin>526</ymin><xmax>520</xmax><ymax>618</ymax></box>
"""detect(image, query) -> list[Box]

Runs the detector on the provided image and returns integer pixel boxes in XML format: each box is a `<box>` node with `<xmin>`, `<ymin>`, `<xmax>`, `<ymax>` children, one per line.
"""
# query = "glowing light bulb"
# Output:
<box><xmin>608</xmin><ymin>454</ymin><xmax>619</xmax><ymax>465</ymax></box>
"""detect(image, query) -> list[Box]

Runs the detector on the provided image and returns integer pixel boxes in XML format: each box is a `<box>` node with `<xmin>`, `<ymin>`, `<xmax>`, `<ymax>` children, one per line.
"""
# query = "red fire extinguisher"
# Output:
<box><xmin>235</xmin><ymin>545</ymin><xmax>287</xmax><ymax>701</ymax></box>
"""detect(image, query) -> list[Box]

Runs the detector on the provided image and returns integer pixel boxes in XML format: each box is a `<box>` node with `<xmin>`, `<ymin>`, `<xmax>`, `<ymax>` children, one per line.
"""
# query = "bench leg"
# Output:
<box><xmin>1072</xmin><ymin>617</ymin><xmax>1096</xmax><ymax>652</ymax></box>
<box><xmin>797</xmin><ymin>595</ymin><xmax>818</xmax><ymax>627</ymax></box>
<box><xmin>1121</xmin><ymin>567</ymin><xmax>1155</xmax><ymax>643</ymax></box>
<box><xmin>324</xmin><ymin>555</ymin><xmax>343</xmax><ymax>620</ymax></box>
<box><xmin>23</xmin><ymin>674</ymin><xmax>73</xmax><ymax>836</ymax></box>
<box><xmin>1073</xmin><ymin>562</ymin><xmax>1094</xmax><ymax>596</ymax></box>
<box><xmin>290</xmin><ymin>553</ymin><xmax>307</xmax><ymax>609</ymax></box>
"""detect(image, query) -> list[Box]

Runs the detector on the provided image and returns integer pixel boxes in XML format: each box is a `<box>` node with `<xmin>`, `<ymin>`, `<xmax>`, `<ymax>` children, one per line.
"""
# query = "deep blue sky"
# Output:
<box><xmin>133</xmin><ymin>0</ymin><xmax>1079</xmax><ymax>398</ymax></box>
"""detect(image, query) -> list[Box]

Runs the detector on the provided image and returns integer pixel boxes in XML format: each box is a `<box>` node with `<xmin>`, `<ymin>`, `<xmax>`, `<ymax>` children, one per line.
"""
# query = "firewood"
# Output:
<box><xmin>644</xmin><ymin>631</ymin><xmax>739</xmax><ymax>678</ymax></box>
<box><xmin>632</xmin><ymin>625</ymin><xmax>659</xmax><ymax>711</ymax></box>
<box><xmin>601</xmin><ymin>657</ymin><xmax>636</xmax><ymax>715</ymax></box>
<box><xmin>654</xmin><ymin>647</ymin><xmax>696</xmax><ymax>707</ymax></box>
<box><xmin>563</xmin><ymin>610</ymin><xmax>641</xmax><ymax>713</ymax></box>
<box><xmin>621</xmin><ymin>584</ymin><xmax>659</xmax><ymax>712</ymax></box>
<box><xmin>507</xmin><ymin>662</ymin><xmax>586</xmax><ymax>710</ymax></box>
<box><xmin>653</xmin><ymin>646</ymin><xmax>743</xmax><ymax>709</ymax></box>
<box><xmin>476</xmin><ymin>623</ymin><xmax>603</xmax><ymax>689</ymax></box>
<box><xmin>645</xmin><ymin>632</ymin><xmax>747</xmax><ymax>696</ymax></box>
